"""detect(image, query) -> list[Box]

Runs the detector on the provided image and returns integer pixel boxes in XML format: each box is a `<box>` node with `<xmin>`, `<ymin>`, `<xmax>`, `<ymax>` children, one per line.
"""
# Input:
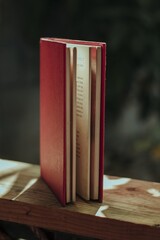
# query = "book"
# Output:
<box><xmin>40</xmin><ymin>38</ymin><xmax>106</xmax><ymax>206</ymax></box>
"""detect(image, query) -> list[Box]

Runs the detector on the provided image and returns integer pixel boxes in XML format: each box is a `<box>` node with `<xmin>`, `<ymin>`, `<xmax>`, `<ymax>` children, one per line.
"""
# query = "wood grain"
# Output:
<box><xmin>0</xmin><ymin>159</ymin><xmax>160</xmax><ymax>240</ymax></box>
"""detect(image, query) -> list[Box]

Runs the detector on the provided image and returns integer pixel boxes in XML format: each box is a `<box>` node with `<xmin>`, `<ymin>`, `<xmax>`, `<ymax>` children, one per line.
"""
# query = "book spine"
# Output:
<box><xmin>99</xmin><ymin>43</ymin><xmax>107</xmax><ymax>202</ymax></box>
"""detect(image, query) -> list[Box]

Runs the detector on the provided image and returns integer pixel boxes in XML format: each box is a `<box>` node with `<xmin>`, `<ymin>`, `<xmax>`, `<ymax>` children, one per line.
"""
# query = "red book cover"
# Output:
<box><xmin>40</xmin><ymin>38</ymin><xmax>106</xmax><ymax>205</ymax></box>
<box><xmin>40</xmin><ymin>39</ymin><xmax>67</xmax><ymax>206</ymax></box>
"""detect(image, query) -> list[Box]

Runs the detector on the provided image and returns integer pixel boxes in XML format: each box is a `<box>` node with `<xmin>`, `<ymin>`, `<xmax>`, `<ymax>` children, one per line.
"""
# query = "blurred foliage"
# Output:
<box><xmin>14</xmin><ymin>0</ymin><xmax>160</xmax><ymax>120</ymax></box>
<box><xmin>1</xmin><ymin>0</ymin><xmax>160</xmax><ymax>120</ymax></box>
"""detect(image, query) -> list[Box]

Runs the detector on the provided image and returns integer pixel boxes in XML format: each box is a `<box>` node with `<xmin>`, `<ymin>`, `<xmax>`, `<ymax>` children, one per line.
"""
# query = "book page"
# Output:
<box><xmin>90</xmin><ymin>47</ymin><xmax>102</xmax><ymax>199</ymax></box>
<box><xmin>67</xmin><ymin>43</ymin><xmax>101</xmax><ymax>201</ymax></box>
<box><xmin>70</xmin><ymin>47</ymin><xmax>77</xmax><ymax>202</ymax></box>
<box><xmin>66</xmin><ymin>48</ymin><xmax>71</xmax><ymax>203</ymax></box>
<box><xmin>75</xmin><ymin>46</ymin><xmax>91</xmax><ymax>200</ymax></box>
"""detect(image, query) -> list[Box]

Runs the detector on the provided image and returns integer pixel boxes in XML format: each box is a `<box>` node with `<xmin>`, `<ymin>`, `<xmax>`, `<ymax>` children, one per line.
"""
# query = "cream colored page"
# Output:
<box><xmin>66</xmin><ymin>48</ymin><xmax>71</xmax><ymax>203</ymax></box>
<box><xmin>90</xmin><ymin>47</ymin><xmax>101</xmax><ymax>199</ymax></box>
<box><xmin>76</xmin><ymin>46</ymin><xmax>91</xmax><ymax>200</ymax></box>
<box><xmin>69</xmin><ymin>47</ymin><xmax>77</xmax><ymax>202</ymax></box>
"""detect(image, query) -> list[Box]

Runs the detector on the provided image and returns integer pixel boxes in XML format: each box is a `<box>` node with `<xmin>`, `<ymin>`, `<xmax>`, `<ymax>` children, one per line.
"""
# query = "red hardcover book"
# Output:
<box><xmin>40</xmin><ymin>38</ymin><xmax>106</xmax><ymax>206</ymax></box>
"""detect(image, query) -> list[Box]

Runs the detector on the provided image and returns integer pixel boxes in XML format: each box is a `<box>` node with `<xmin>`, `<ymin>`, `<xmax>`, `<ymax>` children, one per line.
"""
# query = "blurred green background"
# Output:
<box><xmin>0</xmin><ymin>0</ymin><xmax>160</xmax><ymax>181</ymax></box>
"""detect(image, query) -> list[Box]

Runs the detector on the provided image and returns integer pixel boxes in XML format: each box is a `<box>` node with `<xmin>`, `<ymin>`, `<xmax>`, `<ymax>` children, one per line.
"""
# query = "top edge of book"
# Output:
<box><xmin>40</xmin><ymin>37</ymin><xmax>106</xmax><ymax>47</ymax></box>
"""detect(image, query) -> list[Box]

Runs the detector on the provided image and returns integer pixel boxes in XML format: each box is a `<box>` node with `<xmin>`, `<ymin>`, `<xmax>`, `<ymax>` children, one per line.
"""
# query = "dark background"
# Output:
<box><xmin>0</xmin><ymin>0</ymin><xmax>160</xmax><ymax>182</ymax></box>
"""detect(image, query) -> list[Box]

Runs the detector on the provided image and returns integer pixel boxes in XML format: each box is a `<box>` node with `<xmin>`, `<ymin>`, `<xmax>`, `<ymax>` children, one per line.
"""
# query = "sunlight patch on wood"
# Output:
<box><xmin>12</xmin><ymin>178</ymin><xmax>38</xmax><ymax>200</ymax></box>
<box><xmin>0</xmin><ymin>159</ymin><xmax>31</xmax><ymax>178</ymax></box>
<box><xmin>0</xmin><ymin>173</ymin><xmax>18</xmax><ymax>197</ymax></box>
<box><xmin>95</xmin><ymin>205</ymin><xmax>109</xmax><ymax>217</ymax></box>
<box><xmin>147</xmin><ymin>188</ymin><xmax>160</xmax><ymax>197</ymax></box>
<box><xmin>103</xmin><ymin>175</ymin><xmax>130</xmax><ymax>190</ymax></box>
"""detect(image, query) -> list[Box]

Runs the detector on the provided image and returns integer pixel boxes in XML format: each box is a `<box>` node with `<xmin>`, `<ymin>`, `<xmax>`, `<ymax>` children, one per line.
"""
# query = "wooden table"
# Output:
<box><xmin>0</xmin><ymin>159</ymin><xmax>160</xmax><ymax>240</ymax></box>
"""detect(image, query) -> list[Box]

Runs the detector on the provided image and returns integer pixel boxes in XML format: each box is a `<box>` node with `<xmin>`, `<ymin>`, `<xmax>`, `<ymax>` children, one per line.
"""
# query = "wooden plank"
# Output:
<box><xmin>0</xmin><ymin>159</ymin><xmax>160</xmax><ymax>240</ymax></box>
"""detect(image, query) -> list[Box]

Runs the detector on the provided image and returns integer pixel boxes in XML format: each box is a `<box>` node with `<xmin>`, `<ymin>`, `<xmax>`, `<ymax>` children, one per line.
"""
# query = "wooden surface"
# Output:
<box><xmin>0</xmin><ymin>159</ymin><xmax>160</xmax><ymax>240</ymax></box>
